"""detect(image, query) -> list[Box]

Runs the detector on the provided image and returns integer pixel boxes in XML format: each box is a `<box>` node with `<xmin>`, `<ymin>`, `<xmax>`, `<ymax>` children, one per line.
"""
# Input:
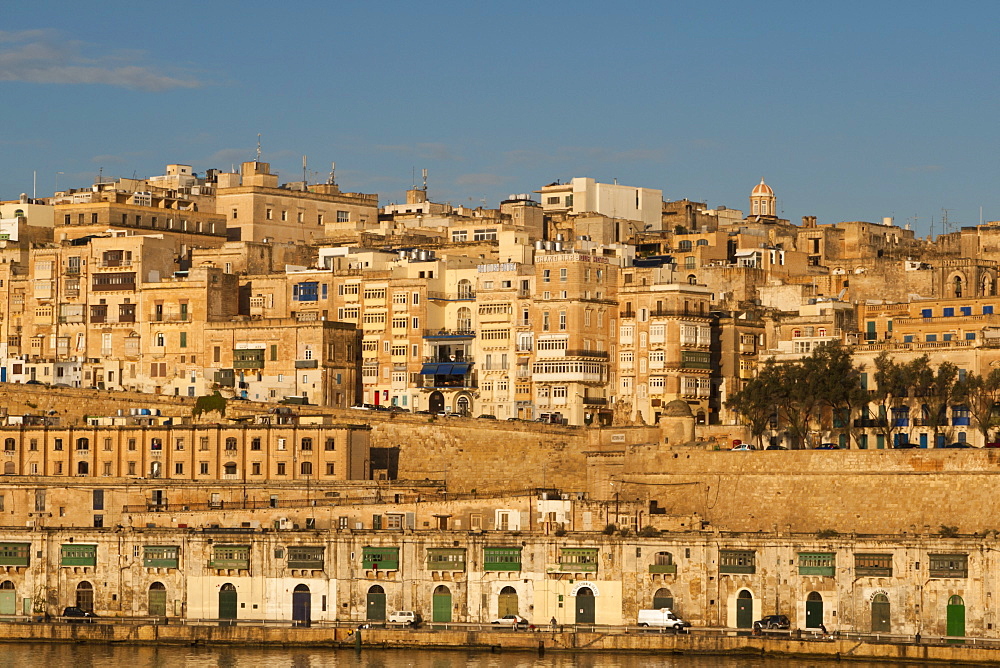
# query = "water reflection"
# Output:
<box><xmin>7</xmin><ymin>643</ymin><xmax>939</xmax><ymax>668</ymax></box>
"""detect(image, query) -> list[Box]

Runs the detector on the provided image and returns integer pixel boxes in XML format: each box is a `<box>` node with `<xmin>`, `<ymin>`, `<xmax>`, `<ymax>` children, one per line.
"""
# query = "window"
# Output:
<box><xmin>301</xmin><ymin>437</ymin><xmax>313</xmax><ymax>451</ymax></box>
<box><xmin>301</xmin><ymin>462</ymin><xmax>313</xmax><ymax>475</ymax></box>
<box><xmin>361</xmin><ymin>546</ymin><xmax>399</xmax><ymax>570</ymax></box>
<box><xmin>559</xmin><ymin>547</ymin><xmax>598</xmax><ymax>572</ymax></box>
<box><xmin>337</xmin><ymin>210</ymin><xmax>350</xmax><ymax>223</ymax></box>
<box><xmin>426</xmin><ymin>548</ymin><xmax>466</xmax><ymax>571</ymax></box>
<box><xmin>929</xmin><ymin>554</ymin><xmax>968</xmax><ymax>578</ymax></box>
<box><xmin>855</xmin><ymin>553</ymin><xmax>893</xmax><ymax>577</ymax></box>
<box><xmin>798</xmin><ymin>552</ymin><xmax>835</xmax><ymax>576</ymax></box>
<box><xmin>484</xmin><ymin>547</ymin><xmax>522</xmax><ymax>571</ymax></box>
<box><xmin>719</xmin><ymin>550</ymin><xmax>756</xmax><ymax>574</ymax></box>
<box><xmin>277</xmin><ymin>462</ymin><xmax>286</xmax><ymax>475</ymax></box>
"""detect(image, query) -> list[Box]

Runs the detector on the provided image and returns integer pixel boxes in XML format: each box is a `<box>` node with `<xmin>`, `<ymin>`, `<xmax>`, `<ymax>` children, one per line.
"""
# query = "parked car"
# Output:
<box><xmin>477</xmin><ymin>414</ymin><xmax>498</xmax><ymax>420</ymax></box>
<box><xmin>754</xmin><ymin>614</ymin><xmax>790</xmax><ymax>630</ymax></box>
<box><xmin>386</xmin><ymin>405</ymin><xmax>409</xmax><ymax>413</ymax></box>
<box><xmin>491</xmin><ymin>614</ymin><xmax>529</xmax><ymax>628</ymax></box>
<box><xmin>813</xmin><ymin>443</ymin><xmax>843</xmax><ymax>450</ymax></box>
<box><xmin>62</xmin><ymin>606</ymin><xmax>97</xmax><ymax>623</ymax></box>
<box><xmin>731</xmin><ymin>444</ymin><xmax>753</xmax><ymax>451</ymax></box>
<box><xmin>944</xmin><ymin>441</ymin><xmax>974</xmax><ymax>449</ymax></box>
<box><xmin>986</xmin><ymin>442</ymin><xmax>1000</xmax><ymax>448</ymax></box>
<box><xmin>388</xmin><ymin>610</ymin><xmax>421</xmax><ymax>625</ymax></box>
<box><xmin>765</xmin><ymin>444</ymin><xmax>787</xmax><ymax>450</ymax></box>
<box><xmin>892</xmin><ymin>442</ymin><xmax>919</xmax><ymax>449</ymax></box>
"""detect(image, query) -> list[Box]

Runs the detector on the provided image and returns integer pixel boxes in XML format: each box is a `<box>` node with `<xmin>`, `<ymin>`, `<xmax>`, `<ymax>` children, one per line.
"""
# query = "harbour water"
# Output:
<box><xmin>0</xmin><ymin>643</ymin><xmax>933</xmax><ymax>668</ymax></box>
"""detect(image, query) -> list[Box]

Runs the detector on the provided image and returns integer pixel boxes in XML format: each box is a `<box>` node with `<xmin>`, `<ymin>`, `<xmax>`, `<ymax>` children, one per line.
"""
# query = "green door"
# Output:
<box><xmin>366</xmin><ymin>585</ymin><xmax>385</xmax><ymax>621</ymax></box>
<box><xmin>498</xmin><ymin>587</ymin><xmax>518</xmax><ymax>617</ymax></box>
<box><xmin>652</xmin><ymin>588</ymin><xmax>673</xmax><ymax>610</ymax></box>
<box><xmin>736</xmin><ymin>591</ymin><xmax>753</xmax><ymax>629</ymax></box>
<box><xmin>219</xmin><ymin>583</ymin><xmax>238</xmax><ymax>620</ymax></box>
<box><xmin>148</xmin><ymin>583</ymin><xmax>167</xmax><ymax>617</ymax></box>
<box><xmin>805</xmin><ymin>592</ymin><xmax>823</xmax><ymax>628</ymax></box>
<box><xmin>432</xmin><ymin>585</ymin><xmax>452</xmax><ymax>623</ymax></box>
<box><xmin>871</xmin><ymin>594</ymin><xmax>890</xmax><ymax>632</ymax></box>
<box><xmin>575</xmin><ymin>588</ymin><xmax>595</xmax><ymax>624</ymax></box>
<box><xmin>0</xmin><ymin>591</ymin><xmax>14</xmax><ymax>615</ymax></box>
<box><xmin>947</xmin><ymin>595</ymin><xmax>965</xmax><ymax>640</ymax></box>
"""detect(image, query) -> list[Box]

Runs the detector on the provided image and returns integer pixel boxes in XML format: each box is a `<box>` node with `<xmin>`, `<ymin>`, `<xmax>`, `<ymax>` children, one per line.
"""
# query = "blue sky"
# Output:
<box><xmin>2</xmin><ymin>1</ymin><xmax>998</xmax><ymax>236</ymax></box>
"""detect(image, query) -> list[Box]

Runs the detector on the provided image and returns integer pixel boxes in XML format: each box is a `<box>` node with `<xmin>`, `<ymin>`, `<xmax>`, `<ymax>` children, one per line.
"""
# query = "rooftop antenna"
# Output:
<box><xmin>941</xmin><ymin>208</ymin><xmax>953</xmax><ymax>236</ymax></box>
<box><xmin>302</xmin><ymin>156</ymin><xmax>307</xmax><ymax>184</ymax></box>
<box><xmin>256</xmin><ymin>133</ymin><xmax>262</xmax><ymax>162</ymax></box>
<box><xmin>328</xmin><ymin>162</ymin><xmax>336</xmax><ymax>185</ymax></box>
<box><xmin>422</xmin><ymin>168</ymin><xmax>428</xmax><ymax>192</ymax></box>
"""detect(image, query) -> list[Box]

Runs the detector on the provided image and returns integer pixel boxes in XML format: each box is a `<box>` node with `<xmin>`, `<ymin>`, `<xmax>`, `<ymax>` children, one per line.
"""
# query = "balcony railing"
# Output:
<box><xmin>582</xmin><ymin>397</ymin><xmax>608</xmax><ymax>405</ymax></box>
<box><xmin>423</xmin><ymin>329</ymin><xmax>475</xmax><ymax>339</ymax></box>
<box><xmin>295</xmin><ymin>359</ymin><xmax>319</xmax><ymax>368</ymax></box>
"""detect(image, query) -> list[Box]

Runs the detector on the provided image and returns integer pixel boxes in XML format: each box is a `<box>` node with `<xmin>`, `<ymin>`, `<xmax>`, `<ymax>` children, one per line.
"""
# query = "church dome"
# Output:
<box><xmin>662</xmin><ymin>400</ymin><xmax>693</xmax><ymax>418</ymax></box>
<box><xmin>751</xmin><ymin>178</ymin><xmax>773</xmax><ymax>197</ymax></box>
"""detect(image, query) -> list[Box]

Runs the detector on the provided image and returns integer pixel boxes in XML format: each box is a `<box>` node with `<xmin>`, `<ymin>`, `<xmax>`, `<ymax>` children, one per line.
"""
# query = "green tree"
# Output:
<box><xmin>955</xmin><ymin>368</ymin><xmax>1000</xmax><ymax>445</ymax></box>
<box><xmin>727</xmin><ymin>359</ymin><xmax>784</xmax><ymax>449</ymax></box>
<box><xmin>810</xmin><ymin>342</ymin><xmax>868</xmax><ymax>448</ymax></box>
<box><xmin>870</xmin><ymin>352</ymin><xmax>912</xmax><ymax>448</ymax></box>
<box><xmin>909</xmin><ymin>356</ymin><xmax>959</xmax><ymax>447</ymax></box>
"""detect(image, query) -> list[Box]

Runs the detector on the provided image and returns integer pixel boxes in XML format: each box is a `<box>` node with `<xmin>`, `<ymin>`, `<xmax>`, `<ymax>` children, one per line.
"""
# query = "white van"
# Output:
<box><xmin>637</xmin><ymin>608</ymin><xmax>690</xmax><ymax>630</ymax></box>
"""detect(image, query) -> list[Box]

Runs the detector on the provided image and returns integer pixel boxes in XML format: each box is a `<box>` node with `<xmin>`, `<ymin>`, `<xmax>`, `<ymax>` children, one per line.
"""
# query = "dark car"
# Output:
<box><xmin>892</xmin><ymin>442</ymin><xmax>919</xmax><ymax>449</ymax></box>
<box><xmin>765</xmin><ymin>444</ymin><xmax>787</xmax><ymax>450</ymax></box>
<box><xmin>754</xmin><ymin>614</ymin><xmax>790</xmax><ymax>630</ymax></box>
<box><xmin>62</xmin><ymin>606</ymin><xmax>97</xmax><ymax>623</ymax></box>
<box><xmin>813</xmin><ymin>443</ymin><xmax>843</xmax><ymax>450</ymax></box>
<box><xmin>944</xmin><ymin>441</ymin><xmax>974</xmax><ymax>449</ymax></box>
<box><xmin>985</xmin><ymin>442</ymin><xmax>1000</xmax><ymax>448</ymax></box>
<box><xmin>476</xmin><ymin>414</ymin><xmax>498</xmax><ymax>420</ymax></box>
<box><xmin>386</xmin><ymin>406</ymin><xmax>409</xmax><ymax>413</ymax></box>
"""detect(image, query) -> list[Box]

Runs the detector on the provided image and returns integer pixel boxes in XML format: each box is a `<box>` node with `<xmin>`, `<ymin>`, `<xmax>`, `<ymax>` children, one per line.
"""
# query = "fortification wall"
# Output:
<box><xmin>623</xmin><ymin>446</ymin><xmax>1000</xmax><ymax>534</ymax></box>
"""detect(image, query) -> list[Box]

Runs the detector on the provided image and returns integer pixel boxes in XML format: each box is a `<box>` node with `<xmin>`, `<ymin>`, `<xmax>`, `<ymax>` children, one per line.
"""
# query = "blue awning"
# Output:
<box><xmin>450</xmin><ymin>363</ymin><xmax>471</xmax><ymax>375</ymax></box>
<box><xmin>420</xmin><ymin>363</ymin><xmax>455</xmax><ymax>375</ymax></box>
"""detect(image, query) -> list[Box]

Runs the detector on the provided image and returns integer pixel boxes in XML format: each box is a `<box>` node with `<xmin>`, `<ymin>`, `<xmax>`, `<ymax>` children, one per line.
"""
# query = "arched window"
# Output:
<box><xmin>953</xmin><ymin>275</ymin><xmax>963</xmax><ymax>298</ymax></box>
<box><xmin>77</xmin><ymin>462</ymin><xmax>89</xmax><ymax>475</ymax></box>
<box><xmin>687</xmin><ymin>274</ymin><xmax>697</xmax><ymax>284</ymax></box>
<box><xmin>300</xmin><ymin>462</ymin><xmax>313</xmax><ymax>475</ymax></box>
<box><xmin>76</xmin><ymin>582</ymin><xmax>94</xmax><ymax>612</ymax></box>
<box><xmin>457</xmin><ymin>279</ymin><xmax>474</xmax><ymax>300</ymax></box>
<box><xmin>223</xmin><ymin>462</ymin><xmax>237</xmax><ymax>475</ymax></box>
<box><xmin>456</xmin><ymin>395</ymin><xmax>471</xmax><ymax>415</ymax></box>
<box><xmin>3</xmin><ymin>462</ymin><xmax>15</xmax><ymax>475</ymax></box>
<box><xmin>457</xmin><ymin>307</ymin><xmax>472</xmax><ymax>332</ymax></box>
<box><xmin>678</xmin><ymin>240</ymin><xmax>692</xmax><ymax>251</ymax></box>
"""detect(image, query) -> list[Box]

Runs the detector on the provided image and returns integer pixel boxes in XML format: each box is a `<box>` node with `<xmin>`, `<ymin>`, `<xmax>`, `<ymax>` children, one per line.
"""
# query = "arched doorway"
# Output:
<box><xmin>575</xmin><ymin>587</ymin><xmax>595</xmax><ymax>624</ymax></box>
<box><xmin>652</xmin><ymin>588</ymin><xmax>673</xmax><ymax>610</ymax></box>
<box><xmin>871</xmin><ymin>593</ymin><xmax>890</xmax><ymax>632</ymax></box>
<box><xmin>947</xmin><ymin>595</ymin><xmax>965</xmax><ymax>638</ymax></box>
<box><xmin>456</xmin><ymin>395</ymin><xmax>471</xmax><ymax>416</ymax></box>
<box><xmin>148</xmin><ymin>582</ymin><xmax>167</xmax><ymax>617</ymax></box>
<box><xmin>805</xmin><ymin>591</ymin><xmax>823</xmax><ymax>628</ymax></box>
<box><xmin>219</xmin><ymin>583</ymin><xmax>238</xmax><ymax>621</ymax></box>
<box><xmin>432</xmin><ymin>585</ymin><xmax>452</xmax><ymax>623</ymax></box>
<box><xmin>0</xmin><ymin>581</ymin><xmax>15</xmax><ymax>615</ymax></box>
<box><xmin>736</xmin><ymin>590</ymin><xmax>753</xmax><ymax>629</ymax></box>
<box><xmin>429</xmin><ymin>391</ymin><xmax>444</xmax><ymax>414</ymax></box>
<box><xmin>498</xmin><ymin>586</ymin><xmax>518</xmax><ymax>617</ymax></box>
<box><xmin>76</xmin><ymin>582</ymin><xmax>94</xmax><ymax>612</ymax></box>
<box><xmin>366</xmin><ymin>585</ymin><xmax>386</xmax><ymax>621</ymax></box>
<box><xmin>292</xmin><ymin>584</ymin><xmax>311</xmax><ymax>627</ymax></box>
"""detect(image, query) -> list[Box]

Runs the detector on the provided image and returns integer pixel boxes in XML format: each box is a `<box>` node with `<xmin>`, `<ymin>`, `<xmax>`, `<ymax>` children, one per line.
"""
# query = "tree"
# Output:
<box><xmin>909</xmin><ymin>356</ymin><xmax>959</xmax><ymax>447</ymax></box>
<box><xmin>955</xmin><ymin>368</ymin><xmax>1000</xmax><ymax>445</ymax></box>
<box><xmin>810</xmin><ymin>342</ymin><xmax>868</xmax><ymax>448</ymax></box>
<box><xmin>780</xmin><ymin>359</ymin><xmax>824</xmax><ymax>449</ymax></box>
<box><xmin>870</xmin><ymin>352</ymin><xmax>912</xmax><ymax>448</ymax></box>
<box><xmin>727</xmin><ymin>359</ymin><xmax>784</xmax><ymax>449</ymax></box>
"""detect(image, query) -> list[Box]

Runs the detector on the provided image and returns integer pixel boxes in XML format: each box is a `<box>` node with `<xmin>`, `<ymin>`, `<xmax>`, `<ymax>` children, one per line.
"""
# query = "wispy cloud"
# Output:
<box><xmin>375</xmin><ymin>142</ymin><xmax>463</xmax><ymax>162</ymax></box>
<box><xmin>0</xmin><ymin>29</ymin><xmax>201</xmax><ymax>91</ymax></box>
